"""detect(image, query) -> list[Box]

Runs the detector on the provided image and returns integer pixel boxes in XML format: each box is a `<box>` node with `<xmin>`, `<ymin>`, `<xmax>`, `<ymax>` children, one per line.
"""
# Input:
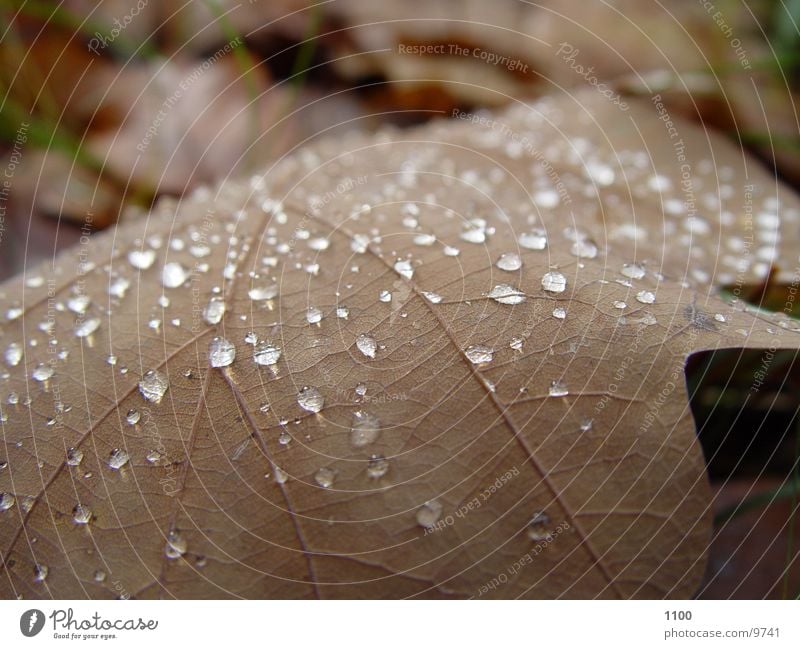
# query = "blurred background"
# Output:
<box><xmin>0</xmin><ymin>0</ymin><xmax>798</xmax><ymax>598</ymax></box>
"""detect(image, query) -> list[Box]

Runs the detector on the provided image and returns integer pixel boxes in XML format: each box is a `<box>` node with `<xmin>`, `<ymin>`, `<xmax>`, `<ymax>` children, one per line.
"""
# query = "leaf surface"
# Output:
<box><xmin>1</xmin><ymin>91</ymin><xmax>799</xmax><ymax>599</ymax></box>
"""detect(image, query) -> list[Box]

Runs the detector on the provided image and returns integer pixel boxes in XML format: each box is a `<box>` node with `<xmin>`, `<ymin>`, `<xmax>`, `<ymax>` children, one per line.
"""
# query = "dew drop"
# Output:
<box><xmin>248</xmin><ymin>284</ymin><xmax>278</xmax><ymax>301</ymax></box>
<box><xmin>379</xmin><ymin>290</ymin><xmax>392</xmax><ymax>303</ymax></box>
<box><xmin>66</xmin><ymin>447</ymin><xmax>84</xmax><ymax>466</ymax></box>
<box><xmin>621</xmin><ymin>263</ymin><xmax>646</xmax><ymax>280</ymax></box>
<box><xmin>541</xmin><ymin>271</ymin><xmax>567</xmax><ymax>293</ymax></box>
<box><xmin>509</xmin><ymin>336</ymin><xmax>524</xmax><ymax>351</ymax></box>
<box><xmin>549</xmin><ymin>380</ymin><xmax>569</xmax><ymax>397</ymax></box>
<box><xmin>75</xmin><ymin>317</ymin><xmax>101</xmax><ymax>338</ymax></box>
<box><xmin>314</xmin><ymin>467</ymin><xmax>335</xmax><ymax>488</ymax></box>
<box><xmin>190</xmin><ymin>244</ymin><xmax>211</xmax><ymax>258</ymax></box>
<box><xmin>72</xmin><ymin>504</ymin><xmax>92</xmax><ymax>524</ymax></box>
<box><xmin>414</xmin><ymin>233</ymin><xmax>436</xmax><ymax>246</ymax></box>
<box><xmin>4</xmin><ymin>342</ymin><xmax>22</xmax><ymax>367</ymax></box>
<box><xmin>647</xmin><ymin>174</ymin><xmax>672</xmax><ymax>192</ymax></box>
<box><xmin>138</xmin><ymin>369</ymin><xmax>169</xmax><ymax>403</ymax></box>
<box><xmin>253</xmin><ymin>341</ymin><xmax>281</xmax><ymax>366</ymax></box>
<box><xmin>125</xmin><ymin>409</ymin><xmax>141</xmax><ymax>426</ymax></box>
<box><xmin>93</xmin><ymin>570</ymin><xmax>107</xmax><ymax>583</ymax></box>
<box><xmin>274</xmin><ymin>466</ymin><xmax>289</xmax><ymax>484</ymax></box>
<box><xmin>488</xmin><ymin>284</ymin><xmax>526</xmax><ymax>305</ymax></box>
<box><xmin>465</xmin><ymin>345</ymin><xmax>493</xmax><ymax>364</ymax></box>
<box><xmin>108</xmin><ymin>277</ymin><xmax>130</xmax><ymax>299</ymax></box>
<box><xmin>552</xmin><ymin>307</ymin><xmax>567</xmax><ymax>319</ymax></box>
<box><xmin>351</xmin><ymin>234</ymin><xmax>370</xmax><ymax>254</ymax></box>
<box><xmin>350</xmin><ymin>410</ymin><xmax>381</xmax><ymax>448</ymax></box>
<box><xmin>636</xmin><ymin>313</ymin><xmax>659</xmax><ymax>326</ymax></box>
<box><xmin>579</xmin><ymin>418</ymin><xmax>594</xmax><ymax>432</ymax></box>
<box><xmin>336</xmin><ymin>306</ymin><xmax>350</xmax><ymax>319</ymax></box>
<box><xmin>394</xmin><ymin>259</ymin><xmax>414</xmax><ymax>280</ymax></box>
<box><xmin>585</xmin><ymin>161</ymin><xmax>615</xmax><ymax>186</ymax></box>
<box><xmin>443</xmin><ymin>245</ymin><xmax>460</xmax><ymax>257</ymax></box>
<box><xmin>6</xmin><ymin>306</ymin><xmax>22</xmax><ymax>320</ymax></box>
<box><xmin>367</xmin><ymin>454</ymin><xmax>389</xmax><ymax>479</ymax></box>
<box><xmin>0</xmin><ymin>492</ymin><xmax>15</xmax><ymax>511</ymax></box>
<box><xmin>533</xmin><ymin>189</ymin><xmax>560</xmax><ymax>208</ymax></box>
<box><xmin>527</xmin><ymin>511</ymin><xmax>553</xmax><ymax>542</ymax></box>
<box><xmin>519</xmin><ymin>229</ymin><xmax>548</xmax><ymax>250</ymax></box>
<box><xmin>570</xmin><ymin>239</ymin><xmax>598</xmax><ymax>259</ymax></box>
<box><xmin>33</xmin><ymin>564</ymin><xmax>49</xmax><ymax>583</ymax></box>
<box><xmin>308</xmin><ymin>236</ymin><xmax>330</xmax><ymax>252</ymax></box>
<box><xmin>416</xmin><ymin>500</ymin><xmax>443</xmax><ymax>529</ymax></box>
<box><xmin>203</xmin><ymin>297</ymin><xmax>226</xmax><ymax>325</ymax></box>
<box><xmin>306</xmin><ymin>306</ymin><xmax>323</xmax><ymax>324</ymax></box>
<box><xmin>66</xmin><ymin>294</ymin><xmax>91</xmax><ymax>314</ymax></box>
<box><xmin>297</xmin><ymin>386</ymin><xmax>324</xmax><ymax>413</ymax></box>
<box><xmin>714</xmin><ymin>313</ymin><xmax>726</xmax><ymax>323</ymax></box>
<box><xmin>108</xmin><ymin>448</ymin><xmax>130</xmax><ymax>470</ymax></box>
<box><xmin>165</xmin><ymin>529</ymin><xmax>187</xmax><ymax>559</ymax></box>
<box><xmin>356</xmin><ymin>334</ymin><xmax>377</xmax><ymax>359</ymax></box>
<box><xmin>208</xmin><ymin>336</ymin><xmax>236</xmax><ymax>368</ymax></box>
<box><xmin>635</xmin><ymin>290</ymin><xmax>656</xmax><ymax>304</ymax></box>
<box><xmin>161</xmin><ymin>262</ymin><xmax>189</xmax><ymax>288</ymax></box>
<box><xmin>422</xmin><ymin>291</ymin><xmax>443</xmax><ymax>304</ymax></box>
<box><xmin>140</xmin><ymin>448</ymin><xmax>161</xmax><ymax>465</ymax></box>
<box><xmin>32</xmin><ymin>363</ymin><xmax>54</xmax><ymax>382</ymax></box>
<box><xmin>128</xmin><ymin>249</ymin><xmax>156</xmax><ymax>270</ymax></box>
<box><xmin>496</xmin><ymin>252</ymin><xmax>522</xmax><ymax>271</ymax></box>
<box><xmin>613</xmin><ymin>300</ymin><xmax>627</xmax><ymax>310</ymax></box>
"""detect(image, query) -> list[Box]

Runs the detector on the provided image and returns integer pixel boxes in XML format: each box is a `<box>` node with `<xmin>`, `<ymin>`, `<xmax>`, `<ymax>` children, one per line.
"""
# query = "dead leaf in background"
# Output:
<box><xmin>1</xmin><ymin>91</ymin><xmax>799</xmax><ymax>599</ymax></box>
<box><xmin>86</xmin><ymin>57</ymin><xmax>291</xmax><ymax>196</ymax></box>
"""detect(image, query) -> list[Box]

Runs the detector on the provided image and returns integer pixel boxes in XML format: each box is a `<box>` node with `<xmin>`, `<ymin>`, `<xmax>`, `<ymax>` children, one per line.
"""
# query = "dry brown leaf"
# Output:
<box><xmin>86</xmin><ymin>57</ymin><xmax>289</xmax><ymax>196</ymax></box>
<box><xmin>1</xmin><ymin>91</ymin><xmax>799</xmax><ymax>599</ymax></box>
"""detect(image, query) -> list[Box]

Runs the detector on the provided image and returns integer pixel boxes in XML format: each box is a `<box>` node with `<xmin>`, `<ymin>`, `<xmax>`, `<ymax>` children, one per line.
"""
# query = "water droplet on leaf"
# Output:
<box><xmin>350</xmin><ymin>410</ymin><xmax>381</xmax><ymax>448</ymax></box>
<box><xmin>356</xmin><ymin>334</ymin><xmax>377</xmax><ymax>359</ymax></box>
<box><xmin>636</xmin><ymin>290</ymin><xmax>656</xmax><ymax>304</ymax></box>
<box><xmin>367</xmin><ymin>454</ymin><xmax>389</xmax><ymax>479</ymax></box>
<box><xmin>416</xmin><ymin>500</ymin><xmax>443</xmax><ymax>529</ymax></box>
<box><xmin>496</xmin><ymin>252</ymin><xmax>522</xmax><ymax>271</ymax></box>
<box><xmin>488</xmin><ymin>284</ymin><xmax>526</xmax><ymax>305</ymax></box>
<box><xmin>66</xmin><ymin>448</ymin><xmax>84</xmax><ymax>466</ymax></box>
<box><xmin>161</xmin><ymin>262</ymin><xmax>189</xmax><ymax>288</ymax></box>
<box><xmin>208</xmin><ymin>337</ymin><xmax>236</xmax><ymax>368</ymax></box>
<box><xmin>75</xmin><ymin>317</ymin><xmax>101</xmax><ymax>338</ymax></box>
<box><xmin>138</xmin><ymin>369</ymin><xmax>169</xmax><ymax>403</ymax></box>
<box><xmin>314</xmin><ymin>467</ymin><xmax>335</xmax><ymax>488</ymax></box>
<box><xmin>72</xmin><ymin>504</ymin><xmax>92</xmax><ymax>524</ymax></box>
<box><xmin>541</xmin><ymin>271</ymin><xmax>567</xmax><ymax>293</ymax></box>
<box><xmin>465</xmin><ymin>345</ymin><xmax>494</xmax><ymax>364</ymax></box>
<box><xmin>297</xmin><ymin>386</ymin><xmax>324</xmax><ymax>413</ymax></box>
<box><xmin>128</xmin><ymin>249</ymin><xmax>156</xmax><ymax>270</ymax></box>
<box><xmin>549</xmin><ymin>380</ymin><xmax>569</xmax><ymax>397</ymax></box>
<box><xmin>253</xmin><ymin>341</ymin><xmax>281</xmax><ymax>366</ymax></box>
<box><xmin>519</xmin><ymin>230</ymin><xmax>548</xmax><ymax>250</ymax></box>
<box><xmin>107</xmin><ymin>448</ymin><xmax>130</xmax><ymax>470</ymax></box>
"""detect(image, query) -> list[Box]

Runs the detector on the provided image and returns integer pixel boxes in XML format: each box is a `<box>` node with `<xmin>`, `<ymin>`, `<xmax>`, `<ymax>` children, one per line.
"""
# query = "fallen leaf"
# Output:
<box><xmin>1</xmin><ymin>90</ymin><xmax>798</xmax><ymax>599</ymax></box>
<box><xmin>86</xmin><ymin>57</ymin><xmax>289</xmax><ymax>196</ymax></box>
